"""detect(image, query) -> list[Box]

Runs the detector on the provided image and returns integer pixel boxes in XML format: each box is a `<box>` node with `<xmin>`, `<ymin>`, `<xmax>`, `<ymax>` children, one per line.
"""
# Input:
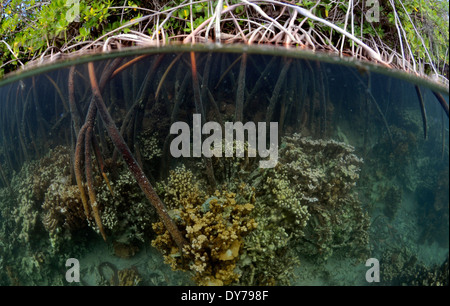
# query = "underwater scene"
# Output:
<box><xmin>0</xmin><ymin>46</ymin><xmax>448</xmax><ymax>286</ymax></box>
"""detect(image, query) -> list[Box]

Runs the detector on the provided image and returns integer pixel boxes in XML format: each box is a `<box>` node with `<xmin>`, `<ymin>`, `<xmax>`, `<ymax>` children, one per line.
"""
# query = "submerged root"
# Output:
<box><xmin>86</xmin><ymin>61</ymin><xmax>187</xmax><ymax>250</ymax></box>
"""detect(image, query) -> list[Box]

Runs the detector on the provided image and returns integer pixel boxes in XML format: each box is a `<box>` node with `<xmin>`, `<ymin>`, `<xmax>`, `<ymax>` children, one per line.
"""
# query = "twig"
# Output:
<box><xmin>261</xmin><ymin>0</ymin><xmax>387</xmax><ymax>64</ymax></box>
<box><xmin>0</xmin><ymin>40</ymin><xmax>24</xmax><ymax>68</ymax></box>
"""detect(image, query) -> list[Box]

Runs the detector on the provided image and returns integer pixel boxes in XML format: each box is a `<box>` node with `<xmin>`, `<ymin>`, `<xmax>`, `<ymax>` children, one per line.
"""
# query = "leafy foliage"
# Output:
<box><xmin>0</xmin><ymin>0</ymin><xmax>130</xmax><ymax>74</ymax></box>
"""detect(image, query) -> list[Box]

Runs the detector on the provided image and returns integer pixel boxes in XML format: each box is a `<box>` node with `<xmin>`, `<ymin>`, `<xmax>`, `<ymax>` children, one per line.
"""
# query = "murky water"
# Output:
<box><xmin>0</xmin><ymin>45</ymin><xmax>448</xmax><ymax>286</ymax></box>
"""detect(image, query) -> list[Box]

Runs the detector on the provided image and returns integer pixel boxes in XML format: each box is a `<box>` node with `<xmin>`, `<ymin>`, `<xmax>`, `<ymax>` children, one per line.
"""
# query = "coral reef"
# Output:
<box><xmin>360</xmin><ymin>110</ymin><xmax>449</xmax><ymax>249</ymax></box>
<box><xmin>3</xmin><ymin>144</ymin><xmax>158</xmax><ymax>249</ymax></box>
<box><xmin>117</xmin><ymin>267</ymin><xmax>142</xmax><ymax>286</ymax></box>
<box><xmin>97</xmin><ymin>162</ymin><xmax>157</xmax><ymax>245</ymax></box>
<box><xmin>417</xmin><ymin>173</ymin><xmax>450</xmax><ymax>248</ymax></box>
<box><xmin>238</xmin><ymin>134</ymin><xmax>370</xmax><ymax>284</ymax></box>
<box><xmin>209</xmin><ymin>140</ymin><xmax>258</xmax><ymax>186</ymax></box>
<box><xmin>380</xmin><ymin>247</ymin><xmax>449</xmax><ymax>286</ymax></box>
<box><xmin>42</xmin><ymin>183</ymin><xmax>87</xmax><ymax>247</ymax></box>
<box><xmin>359</xmin><ymin>124</ymin><xmax>419</xmax><ymax>201</ymax></box>
<box><xmin>260</xmin><ymin>171</ymin><xmax>310</xmax><ymax>239</ymax></box>
<box><xmin>263</xmin><ymin>134</ymin><xmax>369</xmax><ymax>260</ymax></box>
<box><xmin>239</xmin><ymin>225</ymin><xmax>299</xmax><ymax>285</ymax></box>
<box><xmin>151</xmin><ymin>166</ymin><xmax>257</xmax><ymax>286</ymax></box>
<box><xmin>9</xmin><ymin>146</ymin><xmax>77</xmax><ymax>245</ymax></box>
<box><xmin>137</xmin><ymin>130</ymin><xmax>162</xmax><ymax>161</ymax></box>
<box><xmin>0</xmin><ymin>146</ymin><xmax>91</xmax><ymax>284</ymax></box>
<box><xmin>0</xmin><ymin>144</ymin><xmax>160</xmax><ymax>285</ymax></box>
<box><xmin>153</xmin><ymin>133</ymin><xmax>370</xmax><ymax>285</ymax></box>
<box><xmin>426</xmin><ymin>168</ymin><xmax>450</xmax><ymax>248</ymax></box>
<box><xmin>405</xmin><ymin>256</ymin><xmax>449</xmax><ymax>286</ymax></box>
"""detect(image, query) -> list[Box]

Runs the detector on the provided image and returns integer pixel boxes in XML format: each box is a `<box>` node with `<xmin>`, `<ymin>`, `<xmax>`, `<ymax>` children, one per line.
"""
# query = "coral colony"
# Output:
<box><xmin>169</xmin><ymin>114</ymin><xmax>279</xmax><ymax>168</ymax></box>
<box><xmin>150</xmin><ymin>134</ymin><xmax>370</xmax><ymax>285</ymax></box>
<box><xmin>2</xmin><ymin>53</ymin><xmax>447</xmax><ymax>287</ymax></box>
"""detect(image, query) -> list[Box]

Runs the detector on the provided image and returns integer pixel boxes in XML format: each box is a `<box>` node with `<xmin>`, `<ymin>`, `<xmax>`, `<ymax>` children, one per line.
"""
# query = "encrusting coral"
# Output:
<box><xmin>151</xmin><ymin>165</ymin><xmax>257</xmax><ymax>286</ymax></box>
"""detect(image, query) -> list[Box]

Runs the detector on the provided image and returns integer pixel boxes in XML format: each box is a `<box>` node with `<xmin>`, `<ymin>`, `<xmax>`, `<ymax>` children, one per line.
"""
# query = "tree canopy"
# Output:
<box><xmin>0</xmin><ymin>0</ymin><xmax>448</xmax><ymax>81</ymax></box>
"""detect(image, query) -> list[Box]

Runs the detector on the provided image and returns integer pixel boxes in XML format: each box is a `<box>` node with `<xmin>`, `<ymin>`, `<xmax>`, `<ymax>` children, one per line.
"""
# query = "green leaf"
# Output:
<box><xmin>79</xmin><ymin>27</ymin><xmax>90</xmax><ymax>37</ymax></box>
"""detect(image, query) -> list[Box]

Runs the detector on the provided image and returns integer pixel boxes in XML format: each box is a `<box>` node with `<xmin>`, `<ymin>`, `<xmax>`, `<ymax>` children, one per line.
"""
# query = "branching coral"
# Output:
<box><xmin>273</xmin><ymin>134</ymin><xmax>370</xmax><ymax>260</ymax></box>
<box><xmin>98</xmin><ymin>162</ymin><xmax>156</xmax><ymax>244</ymax></box>
<box><xmin>137</xmin><ymin>130</ymin><xmax>162</xmax><ymax>161</ymax></box>
<box><xmin>261</xmin><ymin>172</ymin><xmax>310</xmax><ymax>238</ymax></box>
<box><xmin>210</xmin><ymin>140</ymin><xmax>258</xmax><ymax>187</ymax></box>
<box><xmin>239</xmin><ymin>225</ymin><xmax>298</xmax><ymax>286</ymax></box>
<box><xmin>233</xmin><ymin>134</ymin><xmax>368</xmax><ymax>284</ymax></box>
<box><xmin>151</xmin><ymin>166</ymin><xmax>257</xmax><ymax>286</ymax></box>
<box><xmin>9</xmin><ymin>146</ymin><xmax>75</xmax><ymax>245</ymax></box>
<box><xmin>174</xmin><ymin>133</ymin><xmax>369</xmax><ymax>285</ymax></box>
<box><xmin>4</xmin><ymin>141</ymin><xmax>160</xmax><ymax>256</ymax></box>
<box><xmin>0</xmin><ymin>146</ymin><xmax>92</xmax><ymax>284</ymax></box>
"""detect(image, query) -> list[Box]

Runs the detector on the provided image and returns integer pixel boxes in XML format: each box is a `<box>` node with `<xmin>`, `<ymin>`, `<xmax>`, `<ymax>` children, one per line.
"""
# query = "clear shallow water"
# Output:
<box><xmin>0</xmin><ymin>45</ymin><xmax>448</xmax><ymax>286</ymax></box>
